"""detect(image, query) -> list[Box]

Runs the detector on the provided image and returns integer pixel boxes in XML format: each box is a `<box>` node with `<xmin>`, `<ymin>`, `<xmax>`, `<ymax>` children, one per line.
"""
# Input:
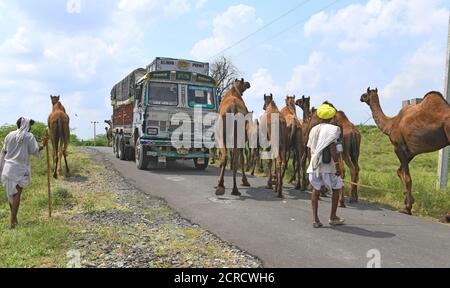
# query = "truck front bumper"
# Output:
<box><xmin>140</xmin><ymin>139</ymin><xmax>212</xmax><ymax>159</ymax></box>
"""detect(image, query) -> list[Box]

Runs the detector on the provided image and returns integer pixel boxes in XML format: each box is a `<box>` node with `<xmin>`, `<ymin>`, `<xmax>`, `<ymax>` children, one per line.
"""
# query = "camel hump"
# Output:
<box><xmin>423</xmin><ymin>91</ymin><xmax>446</xmax><ymax>102</ymax></box>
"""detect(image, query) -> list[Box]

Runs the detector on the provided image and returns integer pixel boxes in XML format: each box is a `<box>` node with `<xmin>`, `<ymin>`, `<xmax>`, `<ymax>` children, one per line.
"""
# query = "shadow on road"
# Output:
<box><xmin>332</xmin><ymin>226</ymin><xmax>396</xmax><ymax>238</ymax></box>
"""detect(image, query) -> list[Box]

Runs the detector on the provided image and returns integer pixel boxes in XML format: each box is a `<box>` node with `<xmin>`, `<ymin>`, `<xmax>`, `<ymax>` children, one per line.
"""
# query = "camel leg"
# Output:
<box><xmin>52</xmin><ymin>133</ymin><xmax>59</xmax><ymax>179</ymax></box>
<box><xmin>231</xmin><ymin>148</ymin><xmax>241</xmax><ymax>196</ymax></box>
<box><xmin>215</xmin><ymin>147</ymin><xmax>227</xmax><ymax>196</ymax></box>
<box><xmin>294</xmin><ymin>148</ymin><xmax>301</xmax><ymax>190</ymax></box>
<box><xmin>266</xmin><ymin>159</ymin><xmax>273</xmax><ymax>189</ymax></box>
<box><xmin>396</xmin><ymin>150</ymin><xmax>414</xmax><ymax>215</ymax></box>
<box><xmin>58</xmin><ymin>143</ymin><xmax>63</xmax><ymax>175</ymax></box>
<box><xmin>276</xmin><ymin>155</ymin><xmax>285</xmax><ymax>198</ymax></box>
<box><xmin>240</xmin><ymin>148</ymin><xmax>250</xmax><ymax>187</ymax></box>
<box><xmin>401</xmin><ymin>164</ymin><xmax>414</xmax><ymax>215</ymax></box>
<box><xmin>63</xmin><ymin>136</ymin><xmax>70</xmax><ymax>175</ymax></box>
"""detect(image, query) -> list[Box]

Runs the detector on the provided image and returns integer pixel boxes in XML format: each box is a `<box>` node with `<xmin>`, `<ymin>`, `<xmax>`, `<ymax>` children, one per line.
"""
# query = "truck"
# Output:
<box><xmin>110</xmin><ymin>57</ymin><xmax>218</xmax><ymax>170</ymax></box>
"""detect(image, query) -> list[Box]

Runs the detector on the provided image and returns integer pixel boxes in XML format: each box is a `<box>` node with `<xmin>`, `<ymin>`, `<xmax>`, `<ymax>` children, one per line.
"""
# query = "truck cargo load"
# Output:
<box><xmin>147</xmin><ymin>57</ymin><xmax>209</xmax><ymax>75</ymax></box>
<box><xmin>111</xmin><ymin>68</ymin><xmax>147</xmax><ymax>104</ymax></box>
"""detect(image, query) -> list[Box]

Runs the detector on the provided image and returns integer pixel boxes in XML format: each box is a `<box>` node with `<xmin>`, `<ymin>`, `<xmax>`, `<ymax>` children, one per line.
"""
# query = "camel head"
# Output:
<box><xmin>263</xmin><ymin>94</ymin><xmax>274</xmax><ymax>111</ymax></box>
<box><xmin>295</xmin><ymin>95</ymin><xmax>311</xmax><ymax>111</ymax></box>
<box><xmin>234</xmin><ymin>78</ymin><xmax>251</xmax><ymax>95</ymax></box>
<box><xmin>50</xmin><ymin>95</ymin><xmax>60</xmax><ymax>106</ymax></box>
<box><xmin>361</xmin><ymin>87</ymin><xmax>378</xmax><ymax>105</ymax></box>
<box><xmin>104</xmin><ymin>119</ymin><xmax>112</xmax><ymax>126</ymax></box>
<box><xmin>285</xmin><ymin>95</ymin><xmax>296</xmax><ymax>108</ymax></box>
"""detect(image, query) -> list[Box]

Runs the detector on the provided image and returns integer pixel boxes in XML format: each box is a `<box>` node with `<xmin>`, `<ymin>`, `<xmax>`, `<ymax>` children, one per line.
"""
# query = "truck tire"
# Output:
<box><xmin>118</xmin><ymin>136</ymin><xmax>126</xmax><ymax>161</ymax></box>
<box><xmin>194</xmin><ymin>158</ymin><xmax>209</xmax><ymax>171</ymax></box>
<box><xmin>114</xmin><ymin>136</ymin><xmax>120</xmax><ymax>159</ymax></box>
<box><xmin>135</xmin><ymin>144</ymin><xmax>149</xmax><ymax>170</ymax></box>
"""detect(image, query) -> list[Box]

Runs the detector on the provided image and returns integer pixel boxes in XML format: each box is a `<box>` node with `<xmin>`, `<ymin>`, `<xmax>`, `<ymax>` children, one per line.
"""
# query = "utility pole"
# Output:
<box><xmin>437</xmin><ymin>13</ymin><xmax>450</xmax><ymax>190</ymax></box>
<box><xmin>91</xmin><ymin>121</ymin><xmax>99</xmax><ymax>146</ymax></box>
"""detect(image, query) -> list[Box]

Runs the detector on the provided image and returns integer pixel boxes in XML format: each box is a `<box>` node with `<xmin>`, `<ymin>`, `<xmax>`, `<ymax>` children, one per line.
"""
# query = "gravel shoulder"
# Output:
<box><xmin>63</xmin><ymin>147</ymin><xmax>262</xmax><ymax>268</ymax></box>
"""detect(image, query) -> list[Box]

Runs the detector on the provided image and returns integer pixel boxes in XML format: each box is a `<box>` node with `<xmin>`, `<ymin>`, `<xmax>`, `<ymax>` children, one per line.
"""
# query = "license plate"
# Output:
<box><xmin>197</xmin><ymin>158</ymin><xmax>205</xmax><ymax>164</ymax></box>
<box><xmin>158</xmin><ymin>157</ymin><xmax>166</xmax><ymax>163</ymax></box>
<box><xmin>177</xmin><ymin>148</ymin><xmax>189</xmax><ymax>155</ymax></box>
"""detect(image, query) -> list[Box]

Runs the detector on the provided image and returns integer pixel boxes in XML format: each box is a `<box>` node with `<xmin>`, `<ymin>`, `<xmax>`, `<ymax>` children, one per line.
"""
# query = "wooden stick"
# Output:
<box><xmin>45</xmin><ymin>130</ymin><xmax>52</xmax><ymax>218</ymax></box>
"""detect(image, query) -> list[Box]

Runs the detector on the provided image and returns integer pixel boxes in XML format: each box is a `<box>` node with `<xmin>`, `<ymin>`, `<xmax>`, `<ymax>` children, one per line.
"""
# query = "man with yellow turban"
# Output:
<box><xmin>307</xmin><ymin>104</ymin><xmax>345</xmax><ymax>228</ymax></box>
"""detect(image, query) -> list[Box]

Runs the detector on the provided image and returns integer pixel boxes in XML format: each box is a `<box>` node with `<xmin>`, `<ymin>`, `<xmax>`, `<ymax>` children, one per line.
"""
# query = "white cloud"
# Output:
<box><xmin>304</xmin><ymin>0</ymin><xmax>448</xmax><ymax>52</ymax></box>
<box><xmin>190</xmin><ymin>4</ymin><xmax>263</xmax><ymax>60</ymax></box>
<box><xmin>195</xmin><ymin>0</ymin><xmax>208</xmax><ymax>9</ymax></box>
<box><xmin>118</xmin><ymin>0</ymin><xmax>192</xmax><ymax>17</ymax></box>
<box><xmin>0</xmin><ymin>27</ymin><xmax>31</xmax><ymax>54</ymax></box>
<box><xmin>383</xmin><ymin>42</ymin><xmax>445</xmax><ymax>99</ymax></box>
<box><xmin>286</xmin><ymin>52</ymin><xmax>324</xmax><ymax>93</ymax></box>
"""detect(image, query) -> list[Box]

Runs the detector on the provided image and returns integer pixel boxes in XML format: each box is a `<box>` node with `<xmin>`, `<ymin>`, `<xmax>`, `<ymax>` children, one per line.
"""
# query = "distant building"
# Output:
<box><xmin>402</xmin><ymin>98</ymin><xmax>423</xmax><ymax>108</ymax></box>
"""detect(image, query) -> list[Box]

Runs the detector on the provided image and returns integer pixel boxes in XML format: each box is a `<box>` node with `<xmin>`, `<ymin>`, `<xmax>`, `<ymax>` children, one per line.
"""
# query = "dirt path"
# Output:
<box><xmin>63</xmin><ymin>147</ymin><xmax>262</xmax><ymax>268</ymax></box>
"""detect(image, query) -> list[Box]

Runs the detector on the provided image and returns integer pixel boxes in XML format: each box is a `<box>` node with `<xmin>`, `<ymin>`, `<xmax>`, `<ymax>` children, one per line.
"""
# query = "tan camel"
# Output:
<box><xmin>48</xmin><ymin>95</ymin><xmax>70</xmax><ymax>179</ymax></box>
<box><xmin>334</xmin><ymin>110</ymin><xmax>361</xmax><ymax>203</ymax></box>
<box><xmin>105</xmin><ymin>120</ymin><xmax>113</xmax><ymax>147</ymax></box>
<box><xmin>281</xmin><ymin>96</ymin><xmax>303</xmax><ymax>189</ymax></box>
<box><xmin>295</xmin><ymin>96</ymin><xmax>312</xmax><ymax>190</ymax></box>
<box><xmin>263</xmin><ymin>94</ymin><xmax>288</xmax><ymax>197</ymax></box>
<box><xmin>361</xmin><ymin>88</ymin><xmax>450</xmax><ymax>215</ymax></box>
<box><xmin>215</xmin><ymin>79</ymin><xmax>251</xmax><ymax>196</ymax></box>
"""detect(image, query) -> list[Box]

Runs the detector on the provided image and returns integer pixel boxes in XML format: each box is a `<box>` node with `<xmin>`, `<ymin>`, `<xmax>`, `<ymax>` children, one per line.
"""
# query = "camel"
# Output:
<box><xmin>48</xmin><ymin>95</ymin><xmax>70</xmax><ymax>179</ymax></box>
<box><xmin>295</xmin><ymin>96</ymin><xmax>312</xmax><ymax>190</ymax></box>
<box><xmin>361</xmin><ymin>88</ymin><xmax>450</xmax><ymax>215</ymax></box>
<box><xmin>334</xmin><ymin>110</ymin><xmax>361</xmax><ymax>203</ymax></box>
<box><xmin>215</xmin><ymin>79</ymin><xmax>251</xmax><ymax>196</ymax></box>
<box><xmin>262</xmin><ymin>94</ymin><xmax>288</xmax><ymax>197</ymax></box>
<box><xmin>105</xmin><ymin>120</ymin><xmax>113</xmax><ymax>147</ymax></box>
<box><xmin>280</xmin><ymin>96</ymin><xmax>303</xmax><ymax>189</ymax></box>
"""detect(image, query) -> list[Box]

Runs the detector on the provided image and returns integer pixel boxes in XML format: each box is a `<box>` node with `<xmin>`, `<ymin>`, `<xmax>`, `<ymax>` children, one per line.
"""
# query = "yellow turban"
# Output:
<box><xmin>317</xmin><ymin>104</ymin><xmax>336</xmax><ymax>120</ymax></box>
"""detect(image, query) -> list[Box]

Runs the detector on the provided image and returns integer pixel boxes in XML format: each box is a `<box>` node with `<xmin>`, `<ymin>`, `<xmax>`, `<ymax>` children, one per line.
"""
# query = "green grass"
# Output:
<box><xmin>0</xmin><ymin>122</ymin><xmax>111</xmax><ymax>267</ymax></box>
<box><xmin>0</xmin><ymin>154</ymin><xmax>76</xmax><ymax>267</ymax></box>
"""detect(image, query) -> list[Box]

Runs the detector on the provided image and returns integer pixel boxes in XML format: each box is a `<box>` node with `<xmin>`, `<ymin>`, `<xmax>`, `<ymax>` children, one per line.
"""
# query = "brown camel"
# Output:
<box><xmin>263</xmin><ymin>94</ymin><xmax>288</xmax><ymax>197</ymax></box>
<box><xmin>295</xmin><ymin>96</ymin><xmax>312</xmax><ymax>190</ymax></box>
<box><xmin>281</xmin><ymin>96</ymin><xmax>303</xmax><ymax>189</ymax></box>
<box><xmin>105</xmin><ymin>120</ymin><xmax>113</xmax><ymax>147</ymax></box>
<box><xmin>361</xmin><ymin>88</ymin><xmax>450</xmax><ymax>215</ymax></box>
<box><xmin>215</xmin><ymin>79</ymin><xmax>251</xmax><ymax>196</ymax></box>
<box><xmin>334</xmin><ymin>110</ymin><xmax>361</xmax><ymax>203</ymax></box>
<box><xmin>48</xmin><ymin>95</ymin><xmax>70</xmax><ymax>179</ymax></box>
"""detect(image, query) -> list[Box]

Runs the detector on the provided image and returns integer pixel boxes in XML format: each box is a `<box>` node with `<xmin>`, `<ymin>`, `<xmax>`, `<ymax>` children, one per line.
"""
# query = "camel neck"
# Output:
<box><xmin>370</xmin><ymin>95</ymin><xmax>394</xmax><ymax>136</ymax></box>
<box><xmin>302</xmin><ymin>107</ymin><xmax>311</xmax><ymax>123</ymax></box>
<box><xmin>287</xmin><ymin>105</ymin><xmax>297</xmax><ymax>117</ymax></box>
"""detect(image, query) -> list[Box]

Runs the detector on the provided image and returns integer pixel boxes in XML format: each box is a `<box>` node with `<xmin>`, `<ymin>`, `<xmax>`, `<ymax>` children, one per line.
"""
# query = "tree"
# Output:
<box><xmin>210</xmin><ymin>56</ymin><xmax>239</xmax><ymax>96</ymax></box>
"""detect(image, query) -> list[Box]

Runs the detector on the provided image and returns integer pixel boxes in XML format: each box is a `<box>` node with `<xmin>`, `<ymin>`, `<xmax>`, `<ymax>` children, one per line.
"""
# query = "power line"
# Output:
<box><xmin>205</xmin><ymin>0</ymin><xmax>312</xmax><ymax>61</ymax></box>
<box><xmin>231</xmin><ymin>0</ymin><xmax>341</xmax><ymax>59</ymax></box>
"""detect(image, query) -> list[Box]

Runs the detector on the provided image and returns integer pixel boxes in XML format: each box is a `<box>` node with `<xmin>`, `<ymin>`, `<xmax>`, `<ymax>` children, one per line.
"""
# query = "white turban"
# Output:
<box><xmin>15</xmin><ymin>117</ymin><xmax>32</xmax><ymax>143</ymax></box>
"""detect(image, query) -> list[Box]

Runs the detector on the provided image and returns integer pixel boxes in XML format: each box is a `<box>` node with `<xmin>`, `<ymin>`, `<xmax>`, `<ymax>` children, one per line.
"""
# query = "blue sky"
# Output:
<box><xmin>0</xmin><ymin>0</ymin><xmax>448</xmax><ymax>139</ymax></box>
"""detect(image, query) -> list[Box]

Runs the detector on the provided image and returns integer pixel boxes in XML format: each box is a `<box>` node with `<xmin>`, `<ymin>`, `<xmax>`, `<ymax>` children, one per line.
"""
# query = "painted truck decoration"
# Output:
<box><xmin>110</xmin><ymin>57</ymin><xmax>218</xmax><ymax>170</ymax></box>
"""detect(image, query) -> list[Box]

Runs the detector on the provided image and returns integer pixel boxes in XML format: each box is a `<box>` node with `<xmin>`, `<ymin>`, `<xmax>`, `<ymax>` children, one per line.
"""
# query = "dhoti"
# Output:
<box><xmin>1</xmin><ymin>174</ymin><xmax>30</xmax><ymax>205</ymax></box>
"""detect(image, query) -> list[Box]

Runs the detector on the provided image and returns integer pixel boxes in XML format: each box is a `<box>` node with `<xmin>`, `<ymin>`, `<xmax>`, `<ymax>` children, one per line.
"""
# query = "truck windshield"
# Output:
<box><xmin>148</xmin><ymin>82</ymin><xmax>178</xmax><ymax>106</ymax></box>
<box><xmin>187</xmin><ymin>85</ymin><xmax>215</xmax><ymax>109</ymax></box>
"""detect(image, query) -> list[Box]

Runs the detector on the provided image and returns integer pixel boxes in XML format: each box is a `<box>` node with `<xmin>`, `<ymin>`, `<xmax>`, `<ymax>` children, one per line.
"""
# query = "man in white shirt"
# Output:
<box><xmin>1</xmin><ymin>117</ymin><xmax>48</xmax><ymax>228</ymax></box>
<box><xmin>307</xmin><ymin>104</ymin><xmax>345</xmax><ymax>228</ymax></box>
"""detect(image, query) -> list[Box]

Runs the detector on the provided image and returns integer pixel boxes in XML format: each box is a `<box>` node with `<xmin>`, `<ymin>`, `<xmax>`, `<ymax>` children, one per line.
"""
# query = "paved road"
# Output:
<box><xmin>92</xmin><ymin>147</ymin><xmax>450</xmax><ymax>268</ymax></box>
